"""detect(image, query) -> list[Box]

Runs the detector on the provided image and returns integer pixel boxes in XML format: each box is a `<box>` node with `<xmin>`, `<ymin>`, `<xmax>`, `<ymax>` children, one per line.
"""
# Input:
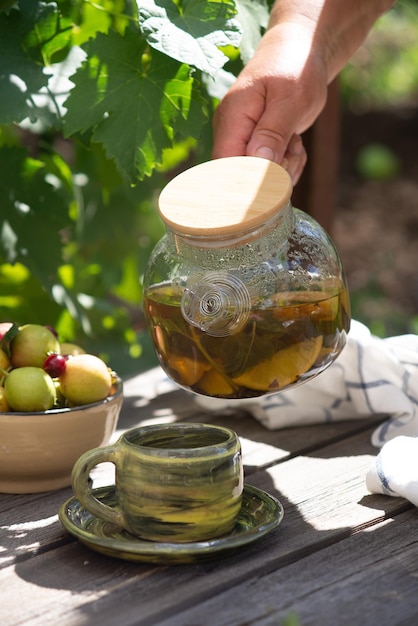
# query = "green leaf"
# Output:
<box><xmin>72</xmin><ymin>0</ymin><xmax>130</xmax><ymax>46</ymax></box>
<box><xmin>71</xmin><ymin>1</ymin><xmax>113</xmax><ymax>47</ymax></box>
<box><xmin>23</xmin><ymin>1</ymin><xmax>73</xmax><ymax>64</ymax></box>
<box><xmin>63</xmin><ymin>28</ymin><xmax>207</xmax><ymax>182</ymax></box>
<box><xmin>0</xmin><ymin>145</ymin><xmax>72</xmax><ymax>288</ymax></box>
<box><xmin>138</xmin><ymin>0</ymin><xmax>242</xmax><ymax>75</ymax></box>
<box><xmin>0</xmin><ymin>1</ymin><xmax>76</xmax><ymax>124</ymax></box>
<box><xmin>234</xmin><ymin>0</ymin><xmax>269</xmax><ymax>64</ymax></box>
<box><xmin>0</xmin><ymin>6</ymin><xmax>49</xmax><ymax>123</ymax></box>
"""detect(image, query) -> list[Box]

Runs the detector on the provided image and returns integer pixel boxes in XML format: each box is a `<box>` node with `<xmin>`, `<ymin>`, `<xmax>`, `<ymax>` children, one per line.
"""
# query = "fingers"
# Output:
<box><xmin>212</xmin><ymin>84</ymin><xmax>267</xmax><ymax>160</ymax></box>
<box><xmin>212</xmin><ymin>96</ymin><xmax>307</xmax><ymax>185</ymax></box>
<box><xmin>211</xmin><ymin>65</ymin><xmax>321</xmax><ymax>186</ymax></box>
<box><xmin>211</xmin><ymin>21</ymin><xmax>328</xmax><ymax>187</ymax></box>
<box><xmin>281</xmin><ymin>134</ymin><xmax>307</xmax><ymax>184</ymax></box>
<box><xmin>212</xmin><ymin>76</ymin><xmax>296</xmax><ymax>166</ymax></box>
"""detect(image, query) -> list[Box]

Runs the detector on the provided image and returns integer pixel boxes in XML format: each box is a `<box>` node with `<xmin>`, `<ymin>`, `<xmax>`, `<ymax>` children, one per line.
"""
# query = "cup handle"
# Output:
<box><xmin>71</xmin><ymin>445</ymin><xmax>126</xmax><ymax>529</ymax></box>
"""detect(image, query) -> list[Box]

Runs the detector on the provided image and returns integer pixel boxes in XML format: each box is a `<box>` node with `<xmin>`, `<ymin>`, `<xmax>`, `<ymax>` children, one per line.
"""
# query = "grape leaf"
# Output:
<box><xmin>234</xmin><ymin>0</ymin><xmax>269</xmax><ymax>64</ymax></box>
<box><xmin>137</xmin><ymin>0</ymin><xmax>242</xmax><ymax>76</ymax></box>
<box><xmin>0</xmin><ymin>145</ymin><xmax>71</xmax><ymax>288</ymax></box>
<box><xmin>63</xmin><ymin>28</ymin><xmax>207</xmax><ymax>182</ymax></box>
<box><xmin>0</xmin><ymin>6</ymin><xmax>49</xmax><ymax>123</ymax></box>
<box><xmin>22</xmin><ymin>0</ymin><xmax>73</xmax><ymax>64</ymax></box>
<box><xmin>0</xmin><ymin>1</ymin><xmax>74</xmax><ymax>124</ymax></box>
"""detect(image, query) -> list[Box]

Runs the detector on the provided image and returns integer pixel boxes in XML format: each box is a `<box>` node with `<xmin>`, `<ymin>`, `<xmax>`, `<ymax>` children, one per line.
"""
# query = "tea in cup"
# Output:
<box><xmin>71</xmin><ymin>422</ymin><xmax>243</xmax><ymax>543</ymax></box>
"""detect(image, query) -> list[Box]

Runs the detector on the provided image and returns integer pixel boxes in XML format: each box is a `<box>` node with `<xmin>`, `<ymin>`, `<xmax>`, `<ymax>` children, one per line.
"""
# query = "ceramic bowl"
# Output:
<box><xmin>0</xmin><ymin>378</ymin><xmax>123</xmax><ymax>494</ymax></box>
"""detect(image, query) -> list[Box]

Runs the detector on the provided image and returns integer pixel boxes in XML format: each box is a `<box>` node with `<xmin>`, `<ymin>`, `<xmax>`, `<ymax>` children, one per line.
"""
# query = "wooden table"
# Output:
<box><xmin>1</xmin><ymin>368</ymin><xmax>417</xmax><ymax>625</ymax></box>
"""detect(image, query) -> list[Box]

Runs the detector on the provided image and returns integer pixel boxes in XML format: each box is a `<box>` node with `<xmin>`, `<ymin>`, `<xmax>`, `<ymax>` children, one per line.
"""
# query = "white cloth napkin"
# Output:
<box><xmin>365</xmin><ymin>436</ymin><xmax>418</xmax><ymax>506</ymax></box>
<box><xmin>194</xmin><ymin>320</ymin><xmax>418</xmax><ymax>506</ymax></box>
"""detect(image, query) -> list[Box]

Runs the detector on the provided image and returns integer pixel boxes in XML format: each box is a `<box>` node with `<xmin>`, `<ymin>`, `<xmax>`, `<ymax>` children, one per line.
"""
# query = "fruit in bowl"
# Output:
<box><xmin>0</xmin><ymin>323</ymin><xmax>116</xmax><ymax>411</ymax></box>
<box><xmin>0</xmin><ymin>322</ymin><xmax>123</xmax><ymax>494</ymax></box>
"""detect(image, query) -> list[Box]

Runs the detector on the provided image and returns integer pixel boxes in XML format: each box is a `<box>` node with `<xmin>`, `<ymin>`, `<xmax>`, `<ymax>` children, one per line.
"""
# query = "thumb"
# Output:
<box><xmin>245</xmin><ymin>99</ymin><xmax>304</xmax><ymax>165</ymax></box>
<box><xmin>245</xmin><ymin>105</ymin><xmax>308</xmax><ymax>184</ymax></box>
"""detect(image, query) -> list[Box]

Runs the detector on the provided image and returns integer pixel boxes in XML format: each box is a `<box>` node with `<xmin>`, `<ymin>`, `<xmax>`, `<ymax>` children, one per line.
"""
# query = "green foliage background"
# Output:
<box><xmin>0</xmin><ymin>0</ymin><xmax>270</xmax><ymax>375</ymax></box>
<box><xmin>340</xmin><ymin>0</ymin><xmax>418</xmax><ymax>111</ymax></box>
<box><xmin>0</xmin><ymin>0</ymin><xmax>417</xmax><ymax>375</ymax></box>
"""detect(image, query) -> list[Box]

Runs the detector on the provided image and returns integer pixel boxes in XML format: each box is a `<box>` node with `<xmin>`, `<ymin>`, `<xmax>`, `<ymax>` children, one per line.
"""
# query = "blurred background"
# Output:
<box><xmin>333</xmin><ymin>0</ymin><xmax>418</xmax><ymax>339</ymax></box>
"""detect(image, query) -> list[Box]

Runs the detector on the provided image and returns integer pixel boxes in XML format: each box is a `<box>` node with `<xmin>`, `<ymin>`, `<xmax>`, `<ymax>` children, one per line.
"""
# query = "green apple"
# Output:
<box><xmin>11</xmin><ymin>324</ymin><xmax>60</xmax><ymax>368</ymax></box>
<box><xmin>4</xmin><ymin>367</ymin><xmax>57</xmax><ymax>412</ymax></box>
<box><xmin>59</xmin><ymin>354</ymin><xmax>112</xmax><ymax>405</ymax></box>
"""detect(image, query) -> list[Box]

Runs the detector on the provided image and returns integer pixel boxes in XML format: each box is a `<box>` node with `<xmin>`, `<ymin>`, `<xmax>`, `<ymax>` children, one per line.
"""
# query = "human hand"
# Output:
<box><xmin>212</xmin><ymin>22</ymin><xmax>328</xmax><ymax>184</ymax></box>
<box><xmin>212</xmin><ymin>0</ymin><xmax>394</xmax><ymax>184</ymax></box>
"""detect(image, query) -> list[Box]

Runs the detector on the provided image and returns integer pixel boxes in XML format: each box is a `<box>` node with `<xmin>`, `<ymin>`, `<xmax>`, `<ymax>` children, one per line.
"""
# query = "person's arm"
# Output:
<box><xmin>212</xmin><ymin>0</ymin><xmax>396</xmax><ymax>183</ymax></box>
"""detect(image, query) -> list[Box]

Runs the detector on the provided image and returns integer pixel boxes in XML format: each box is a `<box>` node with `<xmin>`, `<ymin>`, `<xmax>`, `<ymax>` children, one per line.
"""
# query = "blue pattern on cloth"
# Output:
<box><xmin>366</xmin><ymin>436</ymin><xmax>418</xmax><ymax>506</ymax></box>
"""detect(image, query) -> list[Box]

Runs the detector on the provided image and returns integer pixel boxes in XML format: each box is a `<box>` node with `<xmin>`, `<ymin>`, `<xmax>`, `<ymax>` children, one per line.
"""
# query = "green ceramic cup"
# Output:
<box><xmin>71</xmin><ymin>422</ymin><xmax>243</xmax><ymax>543</ymax></box>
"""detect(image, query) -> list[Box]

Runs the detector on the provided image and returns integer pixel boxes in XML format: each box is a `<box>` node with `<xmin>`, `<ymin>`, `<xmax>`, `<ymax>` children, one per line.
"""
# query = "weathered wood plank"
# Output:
<box><xmin>0</xmin><ymin>429</ymin><xmax>411</xmax><ymax>626</ymax></box>
<box><xmin>202</xmin><ymin>412</ymin><xmax>385</xmax><ymax>475</ymax></box>
<box><xmin>0</xmin><ymin>368</ymin><xmax>409</xmax><ymax>624</ymax></box>
<box><xmin>155</xmin><ymin>509</ymin><xmax>418</xmax><ymax>626</ymax></box>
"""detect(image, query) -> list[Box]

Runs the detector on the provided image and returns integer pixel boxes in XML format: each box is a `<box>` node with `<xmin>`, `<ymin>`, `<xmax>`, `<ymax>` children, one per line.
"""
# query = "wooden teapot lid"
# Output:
<box><xmin>158</xmin><ymin>156</ymin><xmax>293</xmax><ymax>237</ymax></box>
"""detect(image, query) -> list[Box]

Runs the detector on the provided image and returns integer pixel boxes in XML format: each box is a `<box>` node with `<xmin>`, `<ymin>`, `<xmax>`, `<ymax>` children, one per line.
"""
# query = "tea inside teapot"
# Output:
<box><xmin>143</xmin><ymin>157</ymin><xmax>350</xmax><ymax>399</ymax></box>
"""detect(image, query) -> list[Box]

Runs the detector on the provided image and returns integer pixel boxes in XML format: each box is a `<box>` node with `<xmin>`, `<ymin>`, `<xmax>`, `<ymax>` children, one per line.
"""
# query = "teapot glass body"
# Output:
<box><xmin>143</xmin><ymin>158</ymin><xmax>350</xmax><ymax>400</ymax></box>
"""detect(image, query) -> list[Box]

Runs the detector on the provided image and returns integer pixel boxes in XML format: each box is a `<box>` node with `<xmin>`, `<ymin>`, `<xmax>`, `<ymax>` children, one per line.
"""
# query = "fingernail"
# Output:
<box><xmin>254</xmin><ymin>146</ymin><xmax>275</xmax><ymax>162</ymax></box>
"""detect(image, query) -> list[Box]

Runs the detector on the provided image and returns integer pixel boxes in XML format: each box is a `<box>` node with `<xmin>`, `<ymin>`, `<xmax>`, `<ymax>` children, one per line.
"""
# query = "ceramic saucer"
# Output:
<box><xmin>58</xmin><ymin>484</ymin><xmax>284</xmax><ymax>564</ymax></box>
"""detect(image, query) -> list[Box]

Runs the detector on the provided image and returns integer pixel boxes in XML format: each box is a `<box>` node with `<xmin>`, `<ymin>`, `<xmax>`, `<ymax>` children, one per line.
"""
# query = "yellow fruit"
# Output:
<box><xmin>233</xmin><ymin>336</ymin><xmax>323</xmax><ymax>391</ymax></box>
<box><xmin>167</xmin><ymin>354</ymin><xmax>210</xmax><ymax>386</ymax></box>
<box><xmin>198</xmin><ymin>368</ymin><xmax>235</xmax><ymax>396</ymax></box>
<box><xmin>60</xmin><ymin>342</ymin><xmax>86</xmax><ymax>356</ymax></box>
<box><xmin>59</xmin><ymin>354</ymin><xmax>112</xmax><ymax>405</ymax></box>
<box><xmin>0</xmin><ymin>348</ymin><xmax>10</xmax><ymax>371</ymax></box>
<box><xmin>0</xmin><ymin>386</ymin><xmax>10</xmax><ymax>412</ymax></box>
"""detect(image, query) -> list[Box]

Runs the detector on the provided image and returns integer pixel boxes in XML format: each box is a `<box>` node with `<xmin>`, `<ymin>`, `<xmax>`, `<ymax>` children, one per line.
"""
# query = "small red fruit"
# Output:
<box><xmin>43</xmin><ymin>353</ymin><xmax>68</xmax><ymax>378</ymax></box>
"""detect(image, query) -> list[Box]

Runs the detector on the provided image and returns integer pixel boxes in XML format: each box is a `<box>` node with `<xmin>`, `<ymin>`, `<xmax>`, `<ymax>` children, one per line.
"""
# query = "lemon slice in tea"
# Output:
<box><xmin>167</xmin><ymin>355</ymin><xmax>210</xmax><ymax>386</ymax></box>
<box><xmin>273</xmin><ymin>291</ymin><xmax>340</xmax><ymax>323</ymax></box>
<box><xmin>233</xmin><ymin>336</ymin><xmax>323</xmax><ymax>392</ymax></box>
<box><xmin>197</xmin><ymin>368</ymin><xmax>236</xmax><ymax>397</ymax></box>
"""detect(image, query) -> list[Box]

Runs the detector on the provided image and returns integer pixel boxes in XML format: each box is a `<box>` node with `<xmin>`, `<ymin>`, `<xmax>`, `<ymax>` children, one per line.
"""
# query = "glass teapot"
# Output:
<box><xmin>143</xmin><ymin>156</ymin><xmax>350</xmax><ymax>399</ymax></box>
